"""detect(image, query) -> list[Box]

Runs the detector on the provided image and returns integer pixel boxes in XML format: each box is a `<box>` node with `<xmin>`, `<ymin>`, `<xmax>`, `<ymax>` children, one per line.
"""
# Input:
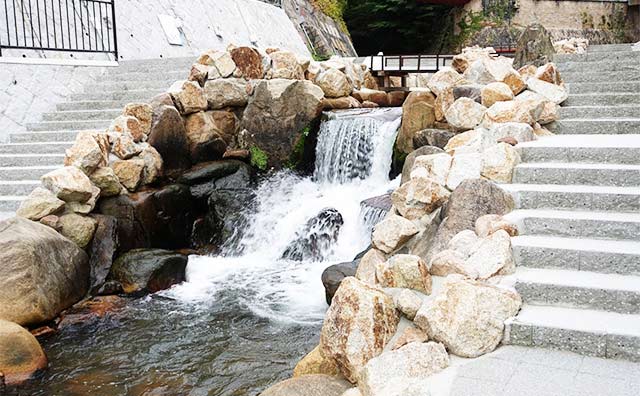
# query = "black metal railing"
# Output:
<box><xmin>0</xmin><ymin>0</ymin><xmax>117</xmax><ymax>59</ymax></box>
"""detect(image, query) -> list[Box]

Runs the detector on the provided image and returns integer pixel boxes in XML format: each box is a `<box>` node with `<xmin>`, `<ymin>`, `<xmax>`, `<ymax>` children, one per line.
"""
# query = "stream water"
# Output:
<box><xmin>9</xmin><ymin>108</ymin><xmax>402</xmax><ymax>396</ymax></box>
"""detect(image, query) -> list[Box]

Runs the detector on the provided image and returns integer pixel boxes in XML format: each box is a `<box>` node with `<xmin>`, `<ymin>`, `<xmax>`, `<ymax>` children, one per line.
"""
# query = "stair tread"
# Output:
<box><xmin>510</xmin><ymin>304</ymin><xmax>640</xmax><ymax>337</ymax></box>
<box><xmin>505</xmin><ymin>208</ymin><xmax>640</xmax><ymax>223</ymax></box>
<box><xmin>512</xmin><ymin>235</ymin><xmax>640</xmax><ymax>255</ymax></box>
<box><xmin>503</xmin><ymin>183</ymin><xmax>640</xmax><ymax>194</ymax></box>
<box><xmin>518</xmin><ymin>134</ymin><xmax>640</xmax><ymax>148</ymax></box>
<box><xmin>515</xmin><ymin>267</ymin><xmax>640</xmax><ymax>293</ymax></box>
<box><xmin>0</xmin><ymin>165</ymin><xmax>61</xmax><ymax>170</ymax></box>
<box><xmin>515</xmin><ymin>162</ymin><xmax>640</xmax><ymax>170</ymax></box>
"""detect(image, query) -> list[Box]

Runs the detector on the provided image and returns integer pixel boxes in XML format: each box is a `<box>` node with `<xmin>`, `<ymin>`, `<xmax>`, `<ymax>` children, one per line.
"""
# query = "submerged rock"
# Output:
<box><xmin>260</xmin><ymin>375</ymin><xmax>351</xmax><ymax>396</ymax></box>
<box><xmin>0</xmin><ymin>319</ymin><xmax>47</xmax><ymax>385</ymax></box>
<box><xmin>108</xmin><ymin>249</ymin><xmax>188</xmax><ymax>294</ymax></box>
<box><xmin>282</xmin><ymin>208</ymin><xmax>344</xmax><ymax>261</ymax></box>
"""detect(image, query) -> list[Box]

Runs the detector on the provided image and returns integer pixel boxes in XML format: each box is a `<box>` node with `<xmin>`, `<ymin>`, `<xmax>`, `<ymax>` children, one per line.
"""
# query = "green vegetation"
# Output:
<box><xmin>249</xmin><ymin>146</ymin><xmax>268</xmax><ymax>171</ymax></box>
<box><xmin>285</xmin><ymin>125</ymin><xmax>312</xmax><ymax>170</ymax></box>
<box><xmin>312</xmin><ymin>0</ymin><xmax>349</xmax><ymax>33</ymax></box>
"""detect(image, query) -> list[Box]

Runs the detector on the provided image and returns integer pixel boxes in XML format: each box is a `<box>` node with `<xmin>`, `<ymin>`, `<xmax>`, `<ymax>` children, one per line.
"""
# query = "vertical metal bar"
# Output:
<box><xmin>12</xmin><ymin>0</ymin><xmax>18</xmax><ymax>47</ymax></box>
<box><xmin>5</xmin><ymin>0</ymin><xmax>12</xmax><ymax>46</ymax></box>
<box><xmin>65</xmin><ymin>0</ymin><xmax>70</xmax><ymax>49</ymax></box>
<box><xmin>50</xmin><ymin>0</ymin><xmax>56</xmax><ymax>48</ymax></box>
<box><xmin>92</xmin><ymin>1</ymin><xmax>96</xmax><ymax>50</ymax></box>
<box><xmin>28</xmin><ymin>0</ymin><xmax>34</xmax><ymax>46</ymax></box>
<box><xmin>20</xmin><ymin>0</ymin><xmax>27</xmax><ymax>47</ymax></box>
<box><xmin>36</xmin><ymin>0</ymin><xmax>42</xmax><ymax>47</ymax></box>
<box><xmin>78</xmin><ymin>0</ymin><xmax>83</xmax><ymax>49</ymax></box>
<box><xmin>98</xmin><ymin>1</ymin><xmax>103</xmax><ymax>51</ymax></box>
<box><xmin>86</xmin><ymin>0</ymin><xmax>91</xmax><ymax>50</ymax></box>
<box><xmin>44</xmin><ymin>0</ymin><xmax>49</xmax><ymax>47</ymax></box>
<box><xmin>72</xmin><ymin>0</ymin><xmax>77</xmax><ymax>49</ymax></box>
<box><xmin>104</xmin><ymin>1</ymin><xmax>110</xmax><ymax>51</ymax></box>
<box><xmin>58</xmin><ymin>0</ymin><xmax>63</xmax><ymax>48</ymax></box>
<box><xmin>110</xmin><ymin>0</ymin><xmax>117</xmax><ymax>59</ymax></box>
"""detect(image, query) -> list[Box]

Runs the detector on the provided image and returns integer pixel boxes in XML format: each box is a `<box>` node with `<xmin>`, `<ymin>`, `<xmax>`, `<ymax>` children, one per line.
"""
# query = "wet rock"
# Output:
<box><xmin>475</xmin><ymin>214</ymin><xmax>518</xmax><ymax>238</ymax></box>
<box><xmin>204</xmin><ymin>78</ymin><xmax>251</xmax><ymax>109</ymax></box>
<box><xmin>108</xmin><ymin>249</ymin><xmax>188</xmax><ymax>294</ymax></box>
<box><xmin>16</xmin><ymin>187</ymin><xmax>65</xmax><ymax>221</ymax></box>
<box><xmin>148</xmin><ymin>104</ymin><xmax>191</xmax><ymax>174</ymax></box>
<box><xmin>427</xmin><ymin>67</ymin><xmax>464</xmax><ymax>96</ymax></box>
<box><xmin>397</xmin><ymin>91</ymin><xmax>436</xmax><ymax>153</ymax></box>
<box><xmin>356</xmin><ymin>248</ymin><xmax>386</xmax><ymax>285</ymax></box>
<box><xmin>0</xmin><ymin>319</ymin><xmax>47</xmax><ymax>385</ymax></box>
<box><xmin>400</xmin><ymin>145</ymin><xmax>444</xmax><ymax>185</ymax></box>
<box><xmin>320</xmin><ymin>277</ymin><xmax>399</xmax><ymax>383</ymax></box>
<box><xmin>87</xmin><ymin>215</ymin><xmax>119</xmax><ymax>295</ymax></box>
<box><xmin>412</xmin><ymin>129</ymin><xmax>455</xmax><ymax>150</ymax></box>
<box><xmin>139</xmin><ymin>145</ymin><xmax>164</xmax><ymax>186</ymax></box>
<box><xmin>64</xmin><ymin>131</ymin><xmax>109</xmax><ymax>174</ymax></box>
<box><xmin>223</xmin><ymin>149</ymin><xmax>250</xmax><ymax>161</ymax></box>
<box><xmin>387</xmin><ymin>91</ymin><xmax>407</xmax><ymax>107</ymax></box>
<box><xmin>230</xmin><ymin>46</ymin><xmax>264</xmax><ymax>79</ymax></box>
<box><xmin>513</xmin><ymin>23</ymin><xmax>555</xmax><ymax>69</ymax></box>
<box><xmin>57</xmin><ymin>295</ymin><xmax>126</xmax><ymax>329</ymax></box>
<box><xmin>207</xmin><ymin>187</ymin><xmax>254</xmax><ymax>245</ymax></box>
<box><xmin>0</xmin><ymin>218</ymin><xmax>89</xmax><ymax>326</ymax></box>
<box><xmin>393</xmin><ymin>289</ymin><xmax>423</xmax><ymax>320</ymax></box>
<box><xmin>124</xmin><ymin>103</ymin><xmax>154</xmax><ymax>137</ymax></box>
<box><xmin>414</xmin><ymin>275</ymin><xmax>521</xmax><ymax>357</ymax></box>
<box><xmin>372</xmin><ymin>214</ymin><xmax>419</xmax><ymax>254</ymax></box>
<box><xmin>315</xmin><ymin>68</ymin><xmax>352</xmax><ymax>98</ymax></box>
<box><xmin>376</xmin><ymin>254</ymin><xmax>432</xmax><ymax>294</ymax></box>
<box><xmin>184</xmin><ymin>111</ymin><xmax>228</xmax><ymax>163</ymax></box>
<box><xmin>359</xmin><ymin>342</ymin><xmax>449</xmax><ymax>396</ymax></box>
<box><xmin>261</xmin><ymin>375</ymin><xmax>351</xmax><ymax>396</ymax></box>
<box><xmin>481</xmin><ymin>143</ymin><xmax>521</xmax><ymax>183</ymax></box>
<box><xmin>293</xmin><ymin>345</ymin><xmax>340</xmax><ymax>377</ymax></box>
<box><xmin>168</xmin><ymin>80</ymin><xmax>208</xmax><ymax>115</ymax></box>
<box><xmin>321</xmin><ymin>260</ymin><xmax>358</xmax><ymax>305</ymax></box>
<box><xmin>41</xmin><ymin>166</ymin><xmax>95</xmax><ymax>203</ymax></box>
<box><xmin>445</xmin><ymin>98</ymin><xmax>486</xmax><ymax>132</ymax></box>
<box><xmin>282</xmin><ymin>208</ymin><xmax>344</xmax><ymax>261</ymax></box>
<box><xmin>391</xmin><ymin>177</ymin><xmax>450</xmax><ymax>221</ymax></box>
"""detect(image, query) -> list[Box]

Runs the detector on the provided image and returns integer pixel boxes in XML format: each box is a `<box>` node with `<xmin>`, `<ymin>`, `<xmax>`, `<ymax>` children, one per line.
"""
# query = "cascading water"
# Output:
<box><xmin>14</xmin><ymin>108</ymin><xmax>402</xmax><ymax>396</ymax></box>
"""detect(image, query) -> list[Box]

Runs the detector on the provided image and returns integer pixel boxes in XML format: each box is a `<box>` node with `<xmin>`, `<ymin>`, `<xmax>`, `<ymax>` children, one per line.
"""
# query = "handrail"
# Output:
<box><xmin>368</xmin><ymin>53</ymin><xmax>456</xmax><ymax>73</ymax></box>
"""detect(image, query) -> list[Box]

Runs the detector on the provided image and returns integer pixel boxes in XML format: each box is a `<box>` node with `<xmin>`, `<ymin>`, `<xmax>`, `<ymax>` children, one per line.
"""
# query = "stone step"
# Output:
<box><xmin>0</xmin><ymin>196</ymin><xmax>23</xmax><ymax>211</ymax></box>
<box><xmin>26</xmin><ymin>119</ymin><xmax>112</xmax><ymax>132</ymax></box>
<box><xmin>504</xmin><ymin>304</ymin><xmax>640</xmax><ymax>362</ymax></box>
<box><xmin>96</xmin><ymin>70</ymin><xmax>185</xmax><ymax>83</ymax></box>
<box><xmin>557</xmin><ymin>61</ymin><xmax>640</xmax><ymax>73</ymax></box>
<box><xmin>0</xmin><ymin>181</ymin><xmax>41</xmax><ymax>196</ymax></box>
<box><xmin>561</xmin><ymin>71</ymin><xmax>640</xmax><ymax>83</ymax></box>
<box><xmin>505</xmin><ymin>209</ymin><xmax>640</xmax><ymax>241</ymax></box>
<box><xmin>559</xmin><ymin>106</ymin><xmax>640</xmax><ymax>119</ymax></box>
<box><xmin>512</xmin><ymin>235</ymin><xmax>640</xmax><ymax>276</ymax></box>
<box><xmin>513</xmin><ymin>163</ymin><xmax>640</xmax><ymax>187</ymax></box>
<box><xmin>0</xmin><ymin>154</ymin><xmax>65</xmax><ymax>167</ymax></box>
<box><xmin>555</xmin><ymin>50</ymin><xmax>640</xmax><ymax>63</ymax></box>
<box><xmin>588</xmin><ymin>44</ymin><xmax>635</xmax><ymax>52</ymax></box>
<box><xmin>67</xmin><ymin>89</ymin><xmax>164</xmax><ymax>102</ymax></box>
<box><xmin>42</xmin><ymin>109</ymin><xmax>122</xmax><ymax>122</ymax></box>
<box><xmin>0</xmin><ymin>165</ymin><xmax>61</xmax><ymax>181</ymax></box>
<box><xmin>547</xmin><ymin>119</ymin><xmax>640</xmax><ymax>135</ymax></box>
<box><xmin>108</xmin><ymin>57</ymin><xmax>195</xmax><ymax>73</ymax></box>
<box><xmin>517</xmin><ymin>134</ymin><xmax>640</xmax><ymax>164</ymax></box>
<box><xmin>504</xmin><ymin>184</ymin><xmax>640</xmax><ymax>212</ymax></box>
<box><xmin>57</xmin><ymin>100</ymin><xmax>133</xmax><ymax>112</ymax></box>
<box><xmin>10</xmin><ymin>131</ymin><xmax>82</xmax><ymax>143</ymax></box>
<box><xmin>87</xmin><ymin>79</ymin><xmax>176</xmax><ymax>92</ymax></box>
<box><xmin>514</xmin><ymin>268</ymin><xmax>640</xmax><ymax>314</ymax></box>
<box><xmin>564</xmin><ymin>93</ymin><xmax>640</xmax><ymax>106</ymax></box>
<box><xmin>0</xmin><ymin>142</ymin><xmax>74</xmax><ymax>154</ymax></box>
<box><xmin>567</xmin><ymin>82</ymin><xmax>640</xmax><ymax>94</ymax></box>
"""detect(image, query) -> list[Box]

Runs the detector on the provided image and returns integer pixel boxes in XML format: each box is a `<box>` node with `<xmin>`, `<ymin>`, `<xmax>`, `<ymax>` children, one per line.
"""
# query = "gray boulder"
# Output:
<box><xmin>513</xmin><ymin>23</ymin><xmax>555</xmax><ymax>69</ymax></box>
<box><xmin>108</xmin><ymin>249</ymin><xmax>188</xmax><ymax>294</ymax></box>
<box><xmin>400</xmin><ymin>145</ymin><xmax>444</xmax><ymax>185</ymax></box>
<box><xmin>321</xmin><ymin>260</ymin><xmax>358</xmax><ymax>305</ymax></box>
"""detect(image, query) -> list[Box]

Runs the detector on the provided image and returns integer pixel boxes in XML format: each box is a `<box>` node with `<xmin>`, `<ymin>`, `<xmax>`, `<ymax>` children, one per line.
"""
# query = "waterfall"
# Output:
<box><xmin>167</xmin><ymin>108</ymin><xmax>402</xmax><ymax>324</ymax></box>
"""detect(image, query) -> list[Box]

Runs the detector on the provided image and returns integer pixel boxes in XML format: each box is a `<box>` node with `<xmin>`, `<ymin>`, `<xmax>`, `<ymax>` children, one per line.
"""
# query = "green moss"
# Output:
<box><xmin>312</xmin><ymin>0</ymin><xmax>349</xmax><ymax>33</ymax></box>
<box><xmin>285</xmin><ymin>125</ymin><xmax>312</xmax><ymax>170</ymax></box>
<box><xmin>249</xmin><ymin>146</ymin><xmax>268</xmax><ymax>171</ymax></box>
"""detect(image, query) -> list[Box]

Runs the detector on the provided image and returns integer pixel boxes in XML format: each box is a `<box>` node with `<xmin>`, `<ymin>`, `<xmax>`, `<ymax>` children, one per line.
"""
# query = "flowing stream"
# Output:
<box><xmin>11</xmin><ymin>108</ymin><xmax>402</xmax><ymax>396</ymax></box>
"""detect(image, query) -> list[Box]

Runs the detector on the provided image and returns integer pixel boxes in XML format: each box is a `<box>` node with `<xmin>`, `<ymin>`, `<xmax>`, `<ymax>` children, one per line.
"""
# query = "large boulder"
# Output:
<box><xmin>168</xmin><ymin>80</ymin><xmax>208</xmax><ymax>115</ymax></box>
<box><xmin>427</xmin><ymin>179</ymin><xmax>514</xmax><ymax>261</ymax></box>
<box><xmin>320</xmin><ymin>277</ymin><xmax>399</xmax><ymax>383</ymax></box>
<box><xmin>356</xmin><ymin>248</ymin><xmax>386</xmax><ymax>285</ymax></box>
<box><xmin>0</xmin><ymin>320</ymin><xmax>47</xmax><ymax>385</ymax></box>
<box><xmin>41</xmin><ymin>166</ymin><xmax>95</xmax><ymax>203</ymax></box>
<box><xmin>148</xmin><ymin>103</ymin><xmax>192</xmax><ymax>174</ymax></box>
<box><xmin>321</xmin><ymin>261</ymin><xmax>358</xmax><ymax>305</ymax></box>
<box><xmin>427</xmin><ymin>67</ymin><xmax>464</xmax><ymax>96</ymax></box>
<box><xmin>87</xmin><ymin>214</ymin><xmax>119</xmax><ymax>295</ymax></box>
<box><xmin>0</xmin><ymin>218</ymin><xmax>89</xmax><ymax>326</ymax></box>
<box><xmin>481</xmin><ymin>82</ymin><xmax>514</xmax><ymax>108</ymax></box>
<box><xmin>371</xmin><ymin>214</ymin><xmax>419</xmax><ymax>254</ymax></box>
<box><xmin>481</xmin><ymin>142</ymin><xmax>521</xmax><ymax>183</ymax></box>
<box><xmin>414</xmin><ymin>275</ymin><xmax>521</xmax><ymax>357</ymax></box>
<box><xmin>230</xmin><ymin>46</ymin><xmax>264</xmax><ymax>79</ymax></box>
<box><xmin>293</xmin><ymin>345</ymin><xmax>340</xmax><ymax>377</ymax></box>
<box><xmin>241</xmin><ymin>79</ymin><xmax>324</xmax><ymax>168</ymax></box>
<box><xmin>359</xmin><ymin>342</ymin><xmax>449</xmax><ymax>396</ymax></box>
<box><xmin>108</xmin><ymin>249</ymin><xmax>188</xmax><ymax>294</ymax></box>
<box><xmin>57</xmin><ymin>213</ymin><xmax>98</xmax><ymax>248</ymax></box>
<box><xmin>204</xmin><ymin>78</ymin><xmax>251</xmax><ymax>109</ymax></box>
<box><xmin>376</xmin><ymin>254</ymin><xmax>432</xmax><ymax>294</ymax></box>
<box><xmin>315</xmin><ymin>68</ymin><xmax>352</xmax><ymax>98</ymax></box>
<box><xmin>397</xmin><ymin>91</ymin><xmax>436</xmax><ymax>154</ymax></box>
<box><xmin>16</xmin><ymin>187</ymin><xmax>65</xmax><ymax>221</ymax></box>
<box><xmin>526</xmin><ymin>78</ymin><xmax>568</xmax><ymax>105</ymax></box>
<box><xmin>112</xmin><ymin>157</ymin><xmax>145</xmax><ymax>192</ymax></box>
<box><xmin>390</xmin><ymin>177</ymin><xmax>450</xmax><ymax>221</ymax></box>
<box><xmin>482</xmin><ymin>100</ymin><xmax>536</xmax><ymax>128</ymax></box>
<box><xmin>412</xmin><ymin>129</ymin><xmax>455</xmax><ymax>151</ymax></box>
<box><xmin>123</xmin><ymin>103</ymin><xmax>154</xmax><ymax>137</ymax></box>
<box><xmin>64</xmin><ymin>131</ymin><xmax>109</xmax><ymax>174</ymax></box>
<box><xmin>197</xmin><ymin>49</ymin><xmax>236</xmax><ymax>78</ymax></box>
<box><xmin>446</xmin><ymin>152</ymin><xmax>482</xmax><ymax>190</ymax></box>
<box><xmin>513</xmin><ymin>23</ymin><xmax>555</xmax><ymax>69</ymax></box>
<box><xmin>445</xmin><ymin>98</ymin><xmax>486</xmax><ymax>131</ymax></box>
<box><xmin>451</xmin><ymin>46</ymin><xmax>494</xmax><ymax>74</ymax></box>
<box><xmin>462</xmin><ymin>230</ymin><xmax>515</xmax><ymax>279</ymax></box>
<box><xmin>184</xmin><ymin>111</ymin><xmax>228</xmax><ymax>163</ymax></box>
<box><xmin>260</xmin><ymin>375</ymin><xmax>351</xmax><ymax>396</ymax></box>
<box><xmin>410</xmin><ymin>153</ymin><xmax>452</xmax><ymax>186</ymax></box>
<box><xmin>89</xmin><ymin>167</ymin><xmax>123</xmax><ymax>197</ymax></box>
<box><xmin>400</xmin><ymin>145</ymin><xmax>444</xmax><ymax>185</ymax></box>
<box><xmin>269</xmin><ymin>50</ymin><xmax>305</xmax><ymax>80</ymax></box>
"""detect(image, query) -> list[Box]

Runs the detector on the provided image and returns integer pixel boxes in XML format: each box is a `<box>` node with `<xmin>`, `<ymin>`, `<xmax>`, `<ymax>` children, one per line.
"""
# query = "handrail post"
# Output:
<box><xmin>111</xmin><ymin>0</ymin><xmax>118</xmax><ymax>60</ymax></box>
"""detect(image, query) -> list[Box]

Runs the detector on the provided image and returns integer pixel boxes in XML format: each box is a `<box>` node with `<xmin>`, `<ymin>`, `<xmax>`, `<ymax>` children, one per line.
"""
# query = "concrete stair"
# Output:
<box><xmin>503</xmin><ymin>44</ymin><xmax>640</xmax><ymax>362</ymax></box>
<box><xmin>0</xmin><ymin>57</ymin><xmax>193</xmax><ymax>214</ymax></box>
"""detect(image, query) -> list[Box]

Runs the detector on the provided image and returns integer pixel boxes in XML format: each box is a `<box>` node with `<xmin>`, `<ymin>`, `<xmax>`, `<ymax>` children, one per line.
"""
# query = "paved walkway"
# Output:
<box><xmin>438</xmin><ymin>345</ymin><xmax>640</xmax><ymax>396</ymax></box>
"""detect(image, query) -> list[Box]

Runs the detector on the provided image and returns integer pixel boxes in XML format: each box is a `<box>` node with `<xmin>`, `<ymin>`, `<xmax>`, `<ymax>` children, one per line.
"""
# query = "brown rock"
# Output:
<box><xmin>391</xmin><ymin>326</ymin><xmax>429</xmax><ymax>350</ymax></box>
<box><xmin>230</xmin><ymin>46</ymin><xmax>264</xmax><ymax>79</ymax></box>
<box><xmin>223</xmin><ymin>149</ymin><xmax>250</xmax><ymax>161</ymax></box>
<box><xmin>323</xmin><ymin>96</ymin><xmax>362</xmax><ymax>110</ymax></box>
<box><xmin>58</xmin><ymin>213</ymin><xmax>98</xmax><ymax>248</ymax></box>
<box><xmin>64</xmin><ymin>131</ymin><xmax>109</xmax><ymax>174</ymax></box>
<box><xmin>497</xmin><ymin>137</ymin><xmax>518</xmax><ymax>146</ymax></box>
<box><xmin>58</xmin><ymin>296</ymin><xmax>126</xmax><ymax>329</ymax></box>
<box><xmin>387</xmin><ymin>91</ymin><xmax>407</xmax><ymax>107</ymax></box>
<box><xmin>184</xmin><ymin>111</ymin><xmax>228</xmax><ymax>163</ymax></box>
<box><xmin>112</xmin><ymin>158</ymin><xmax>145</xmax><ymax>192</ymax></box>
<box><xmin>168</xmin><ymin>80</ymin><xmax>208</xmax><ymax>115</ymax></box>
<box><xmin>17</xmin><ymin>187</ymin><xmax>65</xmax><ymax>221</ymax></box>
<box><xmin>109</xmin><ymin>115</ymin><xmax>145</xmax><ymax>143</ymax></box>
<box><xmin>0</xmin><ymin>320</ymin><xmax>47</xmax><ymax>385</ymax></box>
<box><xmin>293</xmin><ymin>345</ymin><xmax>340</xmax><ymax>377</ymax></box>
<box><xmin>124</xmin><ymin>103</ymin><xmax>154</xmax><ymax>137</ymax></box>
<box><xmin>112</xmin><ymin>133</ymin><xmax>143</xmax><ymax>160</ymax></box>
<box><xmin>376</xmin><ymin>254</ymin><xmax>432</xmax><ymax>294</ymax></box>
<box><xmin>397</xmin><ymin>91</ymin><xmax>436</xmax><ymax>153</ymax></box>
<box><xmin>148</xmin><ymin>104</ymin><xmax>191</xmax><ymax>174</ymax></box>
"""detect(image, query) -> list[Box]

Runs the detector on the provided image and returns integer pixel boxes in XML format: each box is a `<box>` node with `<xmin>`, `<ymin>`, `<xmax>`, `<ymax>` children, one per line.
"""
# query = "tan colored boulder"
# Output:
<box><xmin>451</xmin><ymin>46</ymin><xmax>494</xmax><ymax>73</ymax></box>
<box><xmin>66</xmin><ymin>185</ymin><xmax>100</xmax><ymax>214</ymax></box>
<box><xmin>444</xmin><ymin>129</ymin><xmax>481</xmax><ymax>155</ymax></box>
<box><xmin>184</xmin><ymin>111</ymin><xmax>227</xmax><ymax>162</ymax></box>
<box><xmin>397</xmin><ymin>91</ymin><xmax>436</xmax><ymax>153</ymax></box>
<box><xmin>448</xmin><ymin>229</ymin><xmax>479</xmax><ymax>258</ymax></box>
<box><xmin>387</xmin><ymin>91</ymin><xmax>407</xmax><ymax>107</ymax></box>
<box><xmin>483</xmin><ymin>100</ymin><xmax>536</xmax><ymax>128</ymax></box>
<box><xmin>64</xmin><ymin>131</ymin><xmax>109</xmax><ymax>174</ymax></box>
<box><xmin>434</xmin><ymin>87</ymin><xmax>454</xmax><ymax>122</ymax></box>
<box><xmin>323</xmin><ymin>96</ymin><xmax>362</xmax><ymax>110</ymax></box>
<box><xmin>270</xmin><ymin>50</ymin><xmax>305</xmax><ymax>80</ymax></box>
<box><xmin>109</xmin><ymin>115</ymin><xmax>145</xmax><ymax>142</ymax></box>
<box><xmin>481</xmin><ymin>122</ymin><xmax>535</xmax><ymax>150</ymax></box>
<box><xmin>518</xmin><ymin>65</ymin><xmax>537</xmax><ymax>81</ymax></box>
<box><xmin>429</xmin><ymin>249</ymin><xmax>468</xmax><ymax>277</ymax></box>
<box><xmin>533</xmin><ymin>123</ymin><xmax>554</xmax><ymax>137</ymax></box>
<box><xmin>112</xmin><ymin>157</ymin><xmax>145</xmax><ymax>192</ymax></box>
<box><xmin>204</xmin><ymin>78</ymin><xmax>251</xmax><ymax>109</ymax></box>
<box><xmin>461</xmin><ymin>230</ymin><xmax>515</xmax><ymax>279</ymax></box>
<box><xmin>58</xmin><ymin>213</ymin><xmax>98</xmax><ymax>248</ymax></box>
<box><xmin>526</xmin><ymin>78</ymin><xmax>568</xmax><ymax>104</ymax></box>
<box><xmin>261</xmin><ymin>375</ymin><xmax>352</xmax><ymax>396</ymax></box>
<box><xmin>392</xmin><ymin>289</ymin><xmax>423</xmax><ymax>320</ymax></box>
<box><xmin>168</xmin><ymin>80</ymin><xmax>208</xmax><ymax>115</ymax></box>
<box><xmin>410</xmin><ymin>153</ymin><xmax>452</xmax><ymax>186</ymax></box>
<box><xmin>427</xmin><ymin>67</ymin><xmax>464</xmax><ymax>96</ymax></box>
<box><xmin>465</xmin><ymin>57</ymin><xmax>525</xmax><ymax>95</ymax></box>
<box><xmin>391</xmin><ymin>177</ymin><xmax>450</xmax><ymax>221</ymax></box>
<box><xmin>320</xmin><ymin>277</ymin><xmax>399</xmax><ymax>383</ymax></box>
<box><xmin>481</xmin><ymin>82</ymin><xmax>514</xmax><ymax>107</ymax></box>
<box><xmin>475</xmin><ymin>214</ymin><xmax>519</xmax><ymax>238</ymax></box>
<box><xmin>89</xmin><ymin>167</ymin><xmax>123</xmax><ymax>197</ymax></box>
<box><xmin>445</xmin><ymin>98</ymin><xmax>486</xmax><ymax>131</ymax></box>
<box><xmin>17</xmin><ymin>187</ymin><xmax>65</xmax><ymax>221</ymax></box>
<box><xmin>446</xmin><ymin>152</ymin><xmax>482</xmax><ymax>190</ymax></box>
<box><xmin>481</xmin><ymin>143</ymin><xmax>521</xmax><ymax>183</ymax></box>
<box><xmin>414</xmin><ymin>274</ymin><xmax>521</xmax><ymax>357</ymax></box>
<box><xmin>112</xmin><ymin>133</ymin><xmax>143</xmax><ymax>160</ymax></box>
<box><xmin>139</xmin><ymin>145</ymin><xmax>164</xmax><ymax>185</ymax></box>
<box><xmin>197</xmin><ymin>49</ymin><xmax>236</xmax><ymax>77</ymax></box>
<box><xmin>354</xmin><ymin>89</ymin><xmax>389</xmax><ymax>107</ymax></box>
<box><xmin>123</xmin><ymin>103</ymin><xmax>153</xmax><ymax>137</ymax></box>
<box><xmin>293</xmin><ymin>345</ymin><xmax>340</xmax><ymax>377</ymax></box>
<box><xmin>359</xmin><ymin>342</ymin><xmax>449</xmax><ymax>396</ymax></box>
<box><xmin>390</xmin><ymin>326</ymin><xmax>429</xmax><ymax>350</ymax></box>
<box><xmin>371</xmin><ymin>214</ymin><xmax>419</xmax><ymax>254</ymax></box>
<box><xmin>230</xmin><ymin>46</ymin><xmax>264</xmax><ymax>79</ymax></box>
<box><xmin>535</xmin><ymin>63</ymin><xmax>563</xmax><ymax>85</ymax></box>
<box><xmin>503</xmin><ymin>70</ymin><xmax>527</xmax><ymax>95</ymax></box>
<box><xmin>0</xmin><ymin>320</ymin><xmax>47</xmax><ymax>385</ymax></box>
<box><xmin>315</xmin><ymin>68</ymin><xmax>352</xmax><ymax>98</ymax></box>
<box><xmin>356</xmin><ymin>248</ymin><xmax>386</xmax><ymax>285</ymax></box>
<box><xmin>514</xmin><ymin>90</ymin><xmax>556</xmax><ymax>125</ymax></box>
<box><xmin>189</xmin><ymin>63</ymin><xmax>217</xmax><ymax>86</ymax></box>
<box><xmin>376</xmin><ymin>254</ymin><xmax>432</xmax><ymax>294</ymax></box>
<box><xmin>41</xmin><ymin>166</ymin><xmax>95</xmax><ymax>203</ymax></box>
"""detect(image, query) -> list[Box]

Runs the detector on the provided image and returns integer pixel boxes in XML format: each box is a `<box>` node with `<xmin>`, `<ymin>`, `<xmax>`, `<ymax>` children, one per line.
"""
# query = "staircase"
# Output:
<box><xmin>503</xmin><ymin>43</ymin><xmax>640</xmax><ymax>362</ymax></box>
<box><xmin>0</xmin><ymin>57</ymin><xmax>193</xmax><ymax>219</ymax></box>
